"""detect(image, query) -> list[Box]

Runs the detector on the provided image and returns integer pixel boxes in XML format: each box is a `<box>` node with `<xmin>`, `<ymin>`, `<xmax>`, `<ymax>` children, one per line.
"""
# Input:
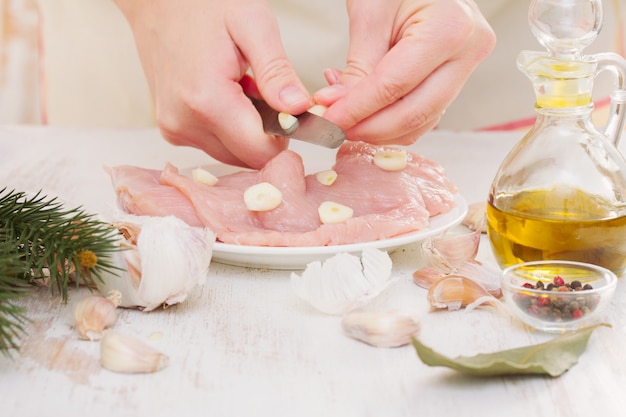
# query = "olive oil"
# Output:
<box><xmin>487</xmin><ymin>188</ymin><xmax>626</xmax><ymax>275</ymax></box>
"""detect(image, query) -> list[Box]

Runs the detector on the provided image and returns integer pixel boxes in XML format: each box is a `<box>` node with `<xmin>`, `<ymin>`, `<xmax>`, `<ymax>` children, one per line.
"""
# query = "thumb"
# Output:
<box><xmin>227</xmin><ymin>6</ymin><xmax>312</xmax><ymax>113</ymax></box>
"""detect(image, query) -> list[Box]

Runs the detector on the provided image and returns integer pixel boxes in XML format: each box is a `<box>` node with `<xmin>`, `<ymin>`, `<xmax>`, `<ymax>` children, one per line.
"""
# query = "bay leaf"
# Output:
<box><xmin>412</xmin><ymin>323</ymin><xmax>609</xmax><ymax>377</ymax></box>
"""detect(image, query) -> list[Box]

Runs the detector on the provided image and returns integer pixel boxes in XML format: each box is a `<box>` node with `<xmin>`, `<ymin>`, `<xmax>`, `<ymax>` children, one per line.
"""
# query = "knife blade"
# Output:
<box><xmin>249</xmin><ymin>97</ymin><xmax>346</xmax><ymax>149</ymax></box>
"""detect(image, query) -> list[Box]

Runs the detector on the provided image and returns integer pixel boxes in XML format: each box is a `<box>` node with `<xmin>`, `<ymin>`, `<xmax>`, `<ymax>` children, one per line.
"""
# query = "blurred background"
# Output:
<box><xmin>1</xmin><ymin>0</ymin><xmax>624</xmax><ymax>131</ymax></box>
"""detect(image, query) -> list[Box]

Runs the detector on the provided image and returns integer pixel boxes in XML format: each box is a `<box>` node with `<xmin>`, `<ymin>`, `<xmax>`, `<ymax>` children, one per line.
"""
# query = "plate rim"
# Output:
<box><xmin>211</xmin><ymin>194</ymin><xmax>468</xmax><ymax>263</ymax></box>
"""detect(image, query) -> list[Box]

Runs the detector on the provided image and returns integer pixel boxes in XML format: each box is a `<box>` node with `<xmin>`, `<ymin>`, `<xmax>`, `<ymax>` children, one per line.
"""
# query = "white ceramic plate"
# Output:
<box><xmin>211</xmin><ymin>194</ymin><xmax>468</xmax><ymax>270</ymax></box>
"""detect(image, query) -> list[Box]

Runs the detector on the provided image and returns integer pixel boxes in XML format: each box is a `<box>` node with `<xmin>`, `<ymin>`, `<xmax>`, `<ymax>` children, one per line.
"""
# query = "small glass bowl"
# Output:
<box><xmin>501</xmin><ymin>260</ymin><xmax>617</xmax><ymax>333</ymax></box>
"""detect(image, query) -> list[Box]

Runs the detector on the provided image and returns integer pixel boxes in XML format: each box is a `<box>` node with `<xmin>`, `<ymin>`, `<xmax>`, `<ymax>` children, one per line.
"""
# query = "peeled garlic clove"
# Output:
<box><xmin>373</xmin><ymin>150</ymin><xmax>408</xmax><ymax>171</ymax></box>
<box><xmin>342</xmin><ymin>310</ymin><xmax>420</xmax><ymax>348</ymax></box>
<box><xmin>307</xmin><ymin>104</ymin><xmax>327</xmax><ymax>117</ymax></box>
<box><xmin>98</xmin><ymin>215</ymin><xmax>215</xmax><ymax>311</ymax></box>
<box><xmin>316</xmin><ymin>170</ymin><xmax>338</xmax><ymax>186</ymax></box>
<box><xmin>192</xmin><ymin>167</ymin><xmax>219</xmax><ymax>186</ymax></box>
<box><xmin>244</xmin><ymin>182</ymin><xmax>283</xmax><ymax>211</ymax></box>
<box><xmin>291</xmin><ymin>247</ymin><xmax>394</xmax><ymax>315</ymax></box>
<box><xmin>278</xmin><ymin>112</ymin><xmax>298</xmax><ymax>132</ymax></box>
<box><xmin>427</xmin><ymin>275</ymin><xmax>496</xmax><ymax>311</ymax></box>
<box><xmin>100</xmin><ymin>332</ymin><xmax>169</xmax><ymax>374</ymax></box>
<box><xmin>74</xmin><ymin>290</ymin><xmax>121</xmax><ymax>341</ymax></box>
<box><xmin>318</xmin><ymin>201</ymin><xmax>353</xmax><ymax>224</ymax></box>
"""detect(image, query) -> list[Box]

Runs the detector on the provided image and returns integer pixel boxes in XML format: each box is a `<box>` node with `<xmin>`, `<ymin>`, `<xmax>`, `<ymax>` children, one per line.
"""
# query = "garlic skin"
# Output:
<box><xmin>462</xmin><ymin>201</ymin><xmax>487</xmax><ymax>233</ymax></box>
<box><xmin>291</xmin><ymin>248</ymin><xmax>394</xmax><ymax>315</ymax></box>
<box><xmin>100</xmin><ymin>332</ymin><xmax>169</xmax><ymax>374</ymax></box>
<box><xmin>427</xmin><ymin>275</ymin><xmax>497</xmax><ymax>312</ymax></box>
<box><xmin>74</xmin><ymin>290</ymin><xmax>121</xmax><ymax>341</ymax></box>
<box><xmin>419</xmin><ymin>225</ymin><xmax>481</xmax><ymax>273</ymax></box>
<box><xmin>98</xmin><ymin>215</ymin><xmax>215</xmax><ymax>311</ymax></box>
<box><xmin>341</xmin><ymin>310</ymin><xmax>420</xmax><ymax>348</ymax></box>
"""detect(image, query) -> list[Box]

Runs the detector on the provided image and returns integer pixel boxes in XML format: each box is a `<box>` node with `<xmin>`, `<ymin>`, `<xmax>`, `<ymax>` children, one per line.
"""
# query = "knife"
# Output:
<box><xmin>249</xmin><ymin>97</ymin><xmax>346</xmax><ymax>149</ymax></box>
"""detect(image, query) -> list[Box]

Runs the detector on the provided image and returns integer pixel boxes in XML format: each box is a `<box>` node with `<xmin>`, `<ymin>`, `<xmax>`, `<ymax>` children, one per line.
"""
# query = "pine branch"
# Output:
<box><xmin>0</xmin><ymin>188</ymin><xmax>121</xmax><ymax>357</ymax></box>
<box><xmin>0</xmin><ymin>241</ymin><xmax>29</xmax><ymax>354</ymax></box>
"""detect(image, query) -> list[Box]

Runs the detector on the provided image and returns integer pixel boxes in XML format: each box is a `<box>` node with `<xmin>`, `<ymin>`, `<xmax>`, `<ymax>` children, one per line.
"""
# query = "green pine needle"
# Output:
<box><xmin>0</xmin><ymin>188</ymin><xmax>121</xmax><ymax>357</ymax></box>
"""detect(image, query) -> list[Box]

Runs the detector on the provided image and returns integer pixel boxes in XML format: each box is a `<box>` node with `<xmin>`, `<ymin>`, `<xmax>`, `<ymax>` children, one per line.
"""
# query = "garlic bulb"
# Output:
<box><xmin>291</xmin><ymin>248</ymin><xmax>394</xmax><ymax>315</ymax></box>
<box><xmin>341</xmin><ymin>310</ymin><xmax>420</xmax><ymax>348</ymax></box>
<box><xmin>74</xmin><ymin>290</ymin><xmax>121</xmax><ymax>341</ymax></box>
<box><xmin>100</xmin><ymin>332</ymin><xmax>169</xmax><ymax>374</ymax></box>
<box><xmin>98</xmin><ymin>215</ymin><xmax>215</xmax><ymax>311</ymax></box>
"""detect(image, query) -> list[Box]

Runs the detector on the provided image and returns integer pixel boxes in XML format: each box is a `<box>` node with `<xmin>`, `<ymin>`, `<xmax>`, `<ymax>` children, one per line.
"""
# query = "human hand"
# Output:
<box><xmin>113</xmin><ymin>0</ymin><xmax>313</xmax><ymax>168</ymax></box>
<box><xmin>314</xmin><ymin>0</ymin><xmax>495</xmax><ymax>145</ymax></box>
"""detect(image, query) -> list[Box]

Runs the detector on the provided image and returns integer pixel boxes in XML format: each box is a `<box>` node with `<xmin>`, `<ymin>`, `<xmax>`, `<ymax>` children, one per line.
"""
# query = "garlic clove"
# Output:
<box><xmin>462</xmin><ymin>201</ymin><xmax>487</xmax><ymax>233</ymax></box>
<box><xmin>98</xmin><ymin>215</ymin><xmax>215</xmax><ymax>311</ymax></box>
<box><xmin>341</xmin><ymin>310</ymin><xmax>420</xmax><ymax>348</ymax></box>
<box><xmin>427</xmin><ymin>274</ymin><xmax>497</xmax><ymax>311</ymax></box>
<box><xmin>454</xmin><ymin>260</ymin><xmax>502</xmax><ymax>298</ymax></box>
<box><xmin>412</xmin><ymin>266</ymin><xmax>446</xmax><ymax>289</ymax></box>
<box><xmin>192</xmin><ymin>167</ymin><xmax>219</xmax><ymax>186</ymax></box>
<box><xmin>100</xmin><ymin>332</ymin><xmax>169</xmax><ymax>374</ymax></box>
<box><xmin>74</xmin><ymin>290</ymin><xmax>121</xmax><ymax>341</ymax></box>
<box><xmin>421</xmin><ymin>225</ymin><xmax>481</xmax><ymax>272</ymax></box>
<box><xmin>278</xmin><ymin>112</ymin><xmax>298</xmax><ymax>132</ymax></box>
<box><xmin>318</xmin><ymin>201</ymin><xmax>353</xmax><ymax>224</ymax></box>
<box><xmin>373</xmin><ymin>150</ymin><xmax>408</xmax><ymax>171</ymax></box>
<box><xmin>243</xmin><ymin>182</ymin><xmax>283</xmax><ymax>211</ymax></box>
<box><xmin>315</xmin><ymin>170</ymin><xmax>338</xmax><ymax>186</ymax></box>
<box><xmin>291</xmin><ymin>248</ymin><xmax>394</xmax><ymax>315</ymax></box>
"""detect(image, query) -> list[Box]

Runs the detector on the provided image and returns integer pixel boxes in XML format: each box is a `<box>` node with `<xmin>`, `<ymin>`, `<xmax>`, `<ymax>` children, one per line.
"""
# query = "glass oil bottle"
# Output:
<box><xmin>487</xmin><ymin>0</ymin><xmax>626</xmax><ymax>275</ymax></box>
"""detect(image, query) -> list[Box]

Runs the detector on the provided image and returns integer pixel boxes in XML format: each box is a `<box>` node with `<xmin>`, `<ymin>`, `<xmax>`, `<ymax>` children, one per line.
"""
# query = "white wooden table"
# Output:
<box><xmin>1</xmin><ymin>126</ymin><xmax>625</xmax><ymax>417</ymax></box>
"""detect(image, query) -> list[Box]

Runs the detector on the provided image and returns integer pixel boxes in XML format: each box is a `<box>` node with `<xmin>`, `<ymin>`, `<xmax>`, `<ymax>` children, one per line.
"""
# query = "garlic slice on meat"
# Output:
<box><xmin>291</xmin><ymin>248</ymin><xmax>394</xmax><ymax>315</ymax></box>
<box><xmin>192</xmin><ymin>167</ymin><xmax>219</xmax><ymax>186</ymax></box>
<box><xmin>341</xmin><ymin>310</ymin><xmax>420</xmax><ymax>348</ymax></box>
<box><xmin>373</xmin><ymin>150</ymin><xmax>408</xmax><ymax>171</ymax></box>
<box><xmin>100</xmin><ymin>332</ymin><xmax>168</xmax><ymax>374</ymax></box>
<box><xmin>316</xmin><ymin>170</ymin><xmax>338</xmax><ymax>186</ymax></box>
<box><xmin>98</xmin><ymin>215</ymin><xmax>215</xmax><ymax>311</ymax></box>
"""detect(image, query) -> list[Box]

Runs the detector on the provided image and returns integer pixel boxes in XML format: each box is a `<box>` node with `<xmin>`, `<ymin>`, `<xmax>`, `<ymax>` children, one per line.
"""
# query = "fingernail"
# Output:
<box><xmin>323</xmin><ymin>68</ymin><xmax>341</xmax><ymax>85</ymax></box>
<box><xmin>279</xmin><ymin>85</ymin><xmax>311</xmax><ymax>108</ymax></box>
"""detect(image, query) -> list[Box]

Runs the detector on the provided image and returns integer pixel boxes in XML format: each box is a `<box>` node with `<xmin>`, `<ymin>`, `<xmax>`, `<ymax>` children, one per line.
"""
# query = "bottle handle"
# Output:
<box><xmin>595</xmin><ymin>52</ymin><xmax>626</xmax><ymax>146</ymax></box>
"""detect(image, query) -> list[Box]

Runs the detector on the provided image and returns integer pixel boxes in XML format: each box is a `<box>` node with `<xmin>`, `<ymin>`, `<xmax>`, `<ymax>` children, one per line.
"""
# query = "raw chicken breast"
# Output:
<box><xmin>108</xmin><ymin>142</ymin><xmax>457</xmax><ymax>247</ymax></box>
<box><xmin>107</xmin><ymin>165</ymin><xmax>203</xmax><ymax>227</ymax></box>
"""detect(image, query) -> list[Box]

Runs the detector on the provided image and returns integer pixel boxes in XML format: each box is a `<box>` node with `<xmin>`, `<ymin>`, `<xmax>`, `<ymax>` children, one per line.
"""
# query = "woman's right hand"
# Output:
<box><xmin>113</xmin><ymin>0</ymin><xmax>313</xmax><ymax>168</ymax></box>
